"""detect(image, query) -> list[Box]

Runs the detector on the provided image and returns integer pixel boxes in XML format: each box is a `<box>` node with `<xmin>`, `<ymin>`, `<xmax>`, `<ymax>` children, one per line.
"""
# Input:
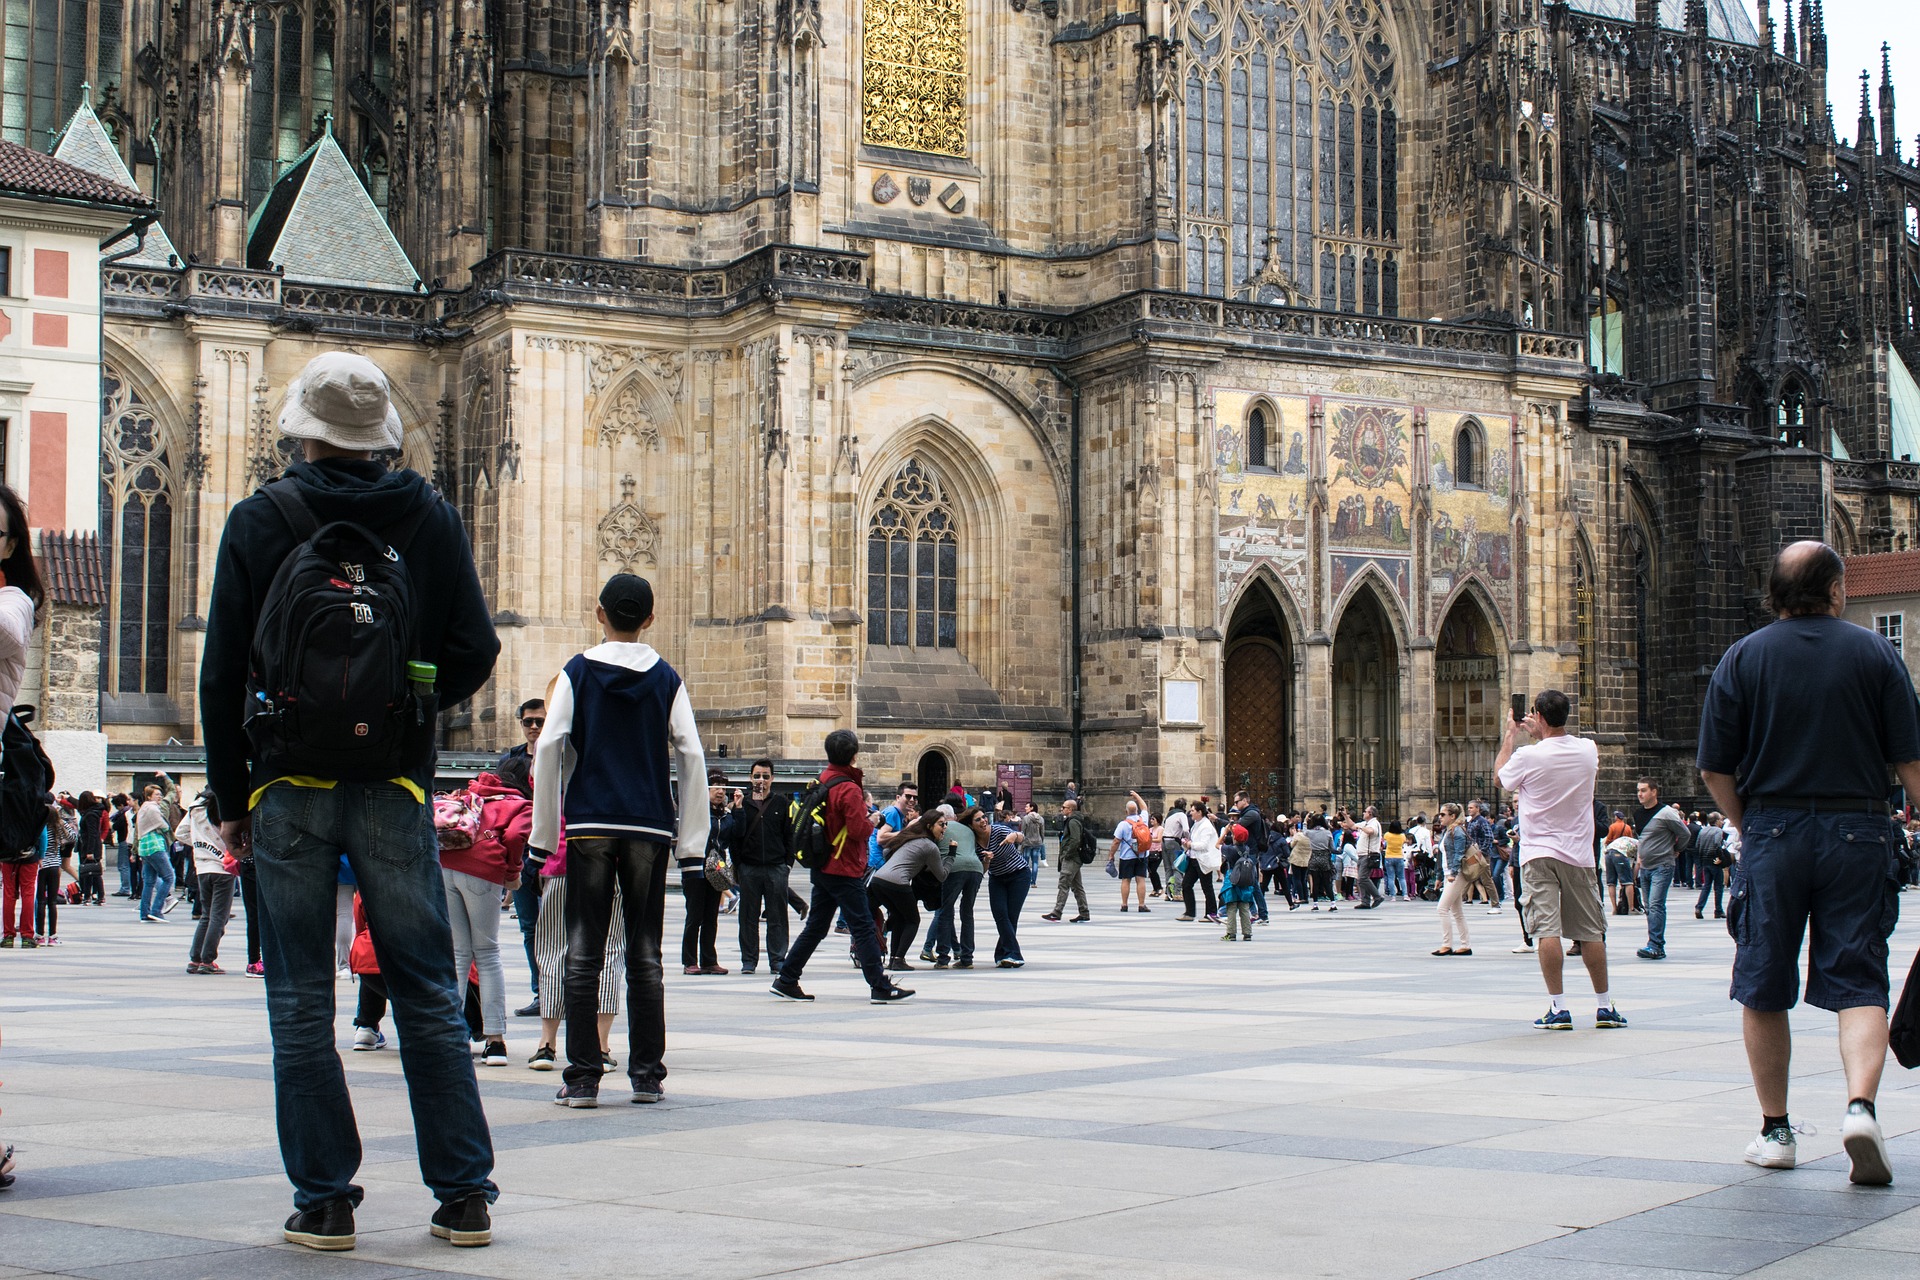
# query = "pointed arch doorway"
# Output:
<box><xmin>1333</xmin><ymin>586</ymin><xmax>1400</xmax><ymax>812</ymax></box>
<box><xmin>916</xmin><ymin>749</ymin><xmax>953</xmax><ymax>810</ymax></box>
<box><xmin>1224</xmin><ymin>580</ymin><xmax>1293</xmax><ymax>815</ymax></box>
<box><xmin>1435</xmin><ymin>592</ymin><xmax>1502</xmax><ymax>805</ymax></box>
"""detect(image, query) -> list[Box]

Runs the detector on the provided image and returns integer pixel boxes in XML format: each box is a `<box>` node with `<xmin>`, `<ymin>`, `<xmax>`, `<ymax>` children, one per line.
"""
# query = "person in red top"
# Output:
<box><xmin>770</xmin><ymin>730</ymin><xmax>913</xmax><ymax>1004</ymax></box>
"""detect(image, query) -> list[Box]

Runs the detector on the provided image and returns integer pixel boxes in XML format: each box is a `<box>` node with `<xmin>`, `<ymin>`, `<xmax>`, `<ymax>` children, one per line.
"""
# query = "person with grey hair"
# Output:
<box><xmin>200</xmin><ymin>352</ymin><xmax>502</xmax><ymax>1250</ymax></box>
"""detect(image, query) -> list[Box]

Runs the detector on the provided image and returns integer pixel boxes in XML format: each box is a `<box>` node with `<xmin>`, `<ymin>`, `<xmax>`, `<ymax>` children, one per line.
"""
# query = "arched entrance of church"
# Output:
<box><xmin>916</xmin><ymin>749</ymin><xmax>952</xmax><ymax>810</ymax></box>
<box><xmin>1434</xmin><ymin>593</ymin><xmax>1503</xmax><ymax>807</ymax></box>
<box><xmin>1224</xmin><ymin>581</ymin><xmax>1293</xmax><ymax>815</ymax></box>
<box><xmin>1333</xmin><ymin>586</ymin><xmax>1400</xmax><ymax>813</ymax></box>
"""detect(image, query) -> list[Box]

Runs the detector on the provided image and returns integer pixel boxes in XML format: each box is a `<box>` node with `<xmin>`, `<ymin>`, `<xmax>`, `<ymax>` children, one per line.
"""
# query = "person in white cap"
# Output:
<box><xmin>200</xmin><ymin>353</ymin><xmax>502</xmax><ymax>1251</ymax></box>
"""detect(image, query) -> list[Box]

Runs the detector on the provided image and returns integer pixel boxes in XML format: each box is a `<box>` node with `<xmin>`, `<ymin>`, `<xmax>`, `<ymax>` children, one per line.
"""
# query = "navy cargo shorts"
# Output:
<box><xmin>1727</xmin><ymin>807</ymin><xmax>1903</xmax><ymax>1012</ymax></box>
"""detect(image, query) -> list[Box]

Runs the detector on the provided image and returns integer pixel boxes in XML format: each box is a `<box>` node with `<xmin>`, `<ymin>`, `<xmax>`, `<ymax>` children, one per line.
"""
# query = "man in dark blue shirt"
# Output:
<box><xmin>1699</xmin><ymin>540</ymin><xmax>1920</xmax><ymax>1188</ymax></box>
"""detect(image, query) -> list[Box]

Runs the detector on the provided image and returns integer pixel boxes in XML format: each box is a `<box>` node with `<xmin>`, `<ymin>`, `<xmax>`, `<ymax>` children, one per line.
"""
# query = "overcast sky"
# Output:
<box><xmin>1792</xmin><ymin>0</ymin><xmax>1917</xmax><ymax>153</ymax></box>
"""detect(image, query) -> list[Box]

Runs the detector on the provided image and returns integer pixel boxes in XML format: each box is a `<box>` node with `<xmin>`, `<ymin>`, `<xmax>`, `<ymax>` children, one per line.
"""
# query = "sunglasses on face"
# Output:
<box><xmin>521</xmin><ymin>718</ymin><xmax>545</xmax><ymax>729</ymax></box>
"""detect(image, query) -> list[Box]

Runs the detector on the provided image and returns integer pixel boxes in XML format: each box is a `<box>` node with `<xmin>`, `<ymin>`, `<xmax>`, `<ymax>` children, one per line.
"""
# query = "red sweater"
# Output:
<box><xmin>437</xmin><ymin>772</ymin><xmax>532</xmax><ymax>885</ymax></box>
<box><xmin>820</xmin><ymin>764</ymin><xmax>872</xmax><ymax>878</ymax></box>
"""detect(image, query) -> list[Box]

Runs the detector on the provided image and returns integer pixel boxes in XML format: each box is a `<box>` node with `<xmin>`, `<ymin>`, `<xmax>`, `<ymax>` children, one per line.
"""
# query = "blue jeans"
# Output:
<box><xmin>1642</xmin><ymin>862</ymin><xmax>1675</xmax><ymax>951</ymax></box>
<box><xmin>779</xmin><ymin>870</ymin><xmax>889</xmax><ymax>992</ymax></box>
<box><xmin>1488</xmin><ymin>854</ymin><xmax>1509</xmax><ymax>903</ymax></box>
<box><xmin>140</xmin><ymin>850</ymin><xmax>175</xmax><ymax>919</ymax></box>
<box><xmin>1250</xmin><ymin>874</ymin><xmax>1268</xmax><ymax>920</ymax></box>
<box><xmin>988</xmin><ymin>872</ymin><xmax>1029</xmax><ymax>962</ymax></box>
<box><xmin>1383</xmin><ymin>857</ymin><xmax>1406</xmax><ymax>897</ymax></box>
<box><xmin>511</xmin><ymin>853</ymin><xmax>542</xmax><ymax>994</ymax></box>
<box><xmin>252</xmin><ymin>782</ymin><xmax>496</xmax><ymax>1212</ymax></box>
<box><xmin>934</xmin><ymin>869</ymin><xmax>982</xmax><ymax>962</ymax></box>
<box><xmin>115</xmin><ymin>842</ymin><xmax>133</xmax><ymax>895</ymax></box>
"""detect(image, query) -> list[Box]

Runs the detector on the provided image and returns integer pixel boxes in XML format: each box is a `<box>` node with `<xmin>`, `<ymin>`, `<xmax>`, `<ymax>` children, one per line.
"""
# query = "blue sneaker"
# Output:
<box><xmin>1596</xmin><ymin>1006</ymin><xmax>1629</xmax><ymax>1029</ymax></box>
<box><xmin>1533</xmin><ymin>1008</ymin><xmax>1574</xmax><ymax>1031</ymax></box>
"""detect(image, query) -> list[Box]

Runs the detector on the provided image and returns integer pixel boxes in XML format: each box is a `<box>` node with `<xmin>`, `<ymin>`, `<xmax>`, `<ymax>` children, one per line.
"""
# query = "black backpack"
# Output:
<box><xmin>0</xmin><ymin>707</ymin><xmax>54</xmax><ymax>862</ymax></box>
<box><xmin>790</xmin><ymin>776</ymin><xmax>860</xmax><ymax>870</ymax></box>
<box><xmin>1228</xmin><ymin>851</ymin><xmax>1258</xmax><ymax>889</ymax></box>
<box><xmin>244</xmin><ymin>480</ymin><xmax>434</xmax><ymax>781</ymax></box>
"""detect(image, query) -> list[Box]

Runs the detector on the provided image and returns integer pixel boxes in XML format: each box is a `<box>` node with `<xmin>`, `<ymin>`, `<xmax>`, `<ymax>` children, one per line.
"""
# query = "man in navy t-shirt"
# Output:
<box><xmin>1698</xmin><ymin>540</ymin><xmax>1920</xmax><ymax>1188</ymax></box>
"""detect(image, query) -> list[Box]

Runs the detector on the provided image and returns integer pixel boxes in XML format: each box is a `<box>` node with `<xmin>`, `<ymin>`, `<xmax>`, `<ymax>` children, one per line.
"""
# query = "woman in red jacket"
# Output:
<box><xmin>438</xmin><ymin>773</ymin><xmax>531</xmax><ymax>1066</ymax></box>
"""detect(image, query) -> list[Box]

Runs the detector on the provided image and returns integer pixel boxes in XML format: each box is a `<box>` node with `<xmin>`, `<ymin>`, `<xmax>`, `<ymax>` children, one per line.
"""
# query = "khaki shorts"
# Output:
<box><xmin>1521</xmin><ymin>857</ymin><xmax>1608</xmax><ymax>943</ymax></box>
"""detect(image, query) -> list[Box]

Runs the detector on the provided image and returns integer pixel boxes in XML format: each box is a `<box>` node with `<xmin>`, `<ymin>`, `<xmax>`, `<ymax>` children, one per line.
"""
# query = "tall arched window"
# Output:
<box><xmin>1176</xmin><ymin>0</ymin><xmax>1398</xmax><ymax>309</ymax></box>
<box><xmin>246</xmin><ymin>2</ymin><xmax>310</xmax><ymax>210</ymax></box>
<box><xmin>867</xmin><ymin>459</ymin><xmax>958</xmax><ymax>650</ymax></box>
<box><xmin>0</xmin><ymin>0</ymin><xmax>125</xmax><ymax>147</ymax></box>
<box><xmin>1246</xmin><ymin>405</ymin><xmax>1270</xmax><ymax>469</ymax></box>
<box><xmin>1454</xmin><ymin>420</ymin><xmax>1484</xmax><ymax>488</ymax></box>
<box><xmin>99</xmin><ymin>366</ymin><xmax>174</xmax><ymax>698</ymax></box>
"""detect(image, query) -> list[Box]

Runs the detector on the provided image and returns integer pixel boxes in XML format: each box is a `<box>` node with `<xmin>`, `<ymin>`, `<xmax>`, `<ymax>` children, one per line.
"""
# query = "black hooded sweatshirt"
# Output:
<box><xmin>200</xmin><ymin>458</ymin><xmax>499</xmax><ymax>817</ymax></box>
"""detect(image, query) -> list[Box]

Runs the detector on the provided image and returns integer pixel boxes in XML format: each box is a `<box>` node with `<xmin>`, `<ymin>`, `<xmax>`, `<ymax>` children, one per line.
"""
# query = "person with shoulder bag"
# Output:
<box><xmin>1692</xmin><ymin>814</ymin><xmax>1732</xmax><ymax>920</ymax></box>
<box><xmin>1433</xmin><ymin>804</ymin><xmax>1476</xmax><ymax>956</ymax></box>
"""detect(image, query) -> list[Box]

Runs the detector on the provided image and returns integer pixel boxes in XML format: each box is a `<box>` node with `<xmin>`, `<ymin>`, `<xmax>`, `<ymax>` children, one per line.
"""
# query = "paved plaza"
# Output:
<box><xmin>3</xmin><ymin>890</ymin><xmax>1918</xmax><ymax>1280</ymax></box>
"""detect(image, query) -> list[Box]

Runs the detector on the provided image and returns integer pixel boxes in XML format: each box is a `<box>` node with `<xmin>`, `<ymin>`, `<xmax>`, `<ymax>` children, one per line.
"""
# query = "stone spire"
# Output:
<box><xmin>1859</xmin><ymin>69</ymin><xmax>1877</xmax><ymax>156</ymax></box>
<box><xmin>1880</xmin><ymin>44</ymin><xmax>1899</xmax><ymax>161</ymax></box>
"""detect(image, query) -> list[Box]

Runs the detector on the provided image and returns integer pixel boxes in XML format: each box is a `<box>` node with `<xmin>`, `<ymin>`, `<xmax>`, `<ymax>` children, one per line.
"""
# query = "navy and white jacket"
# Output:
<box><xmin>529</xmin><ymin>641</ymin><xmax>709</xmax><ymax>863</ymax></box>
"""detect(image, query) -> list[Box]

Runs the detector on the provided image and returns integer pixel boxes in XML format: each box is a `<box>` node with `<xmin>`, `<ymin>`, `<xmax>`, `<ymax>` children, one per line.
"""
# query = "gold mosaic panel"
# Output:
<box><xmin>862</xmin><ymin>0</ymin><xmax>969</xmax><ymax>158</ymax></box>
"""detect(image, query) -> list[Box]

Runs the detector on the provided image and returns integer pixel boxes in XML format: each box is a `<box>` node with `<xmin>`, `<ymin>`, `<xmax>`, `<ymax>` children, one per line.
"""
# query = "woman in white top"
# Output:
<box><xmin>1180</xmin><ymin>801</ymin><xmax>1222</xmax><ymax>922</ymax></box>
<box><xmin>0</xmin><ymin>482</ymin><xmax>45</xmax><ymax>1192</ymax></box>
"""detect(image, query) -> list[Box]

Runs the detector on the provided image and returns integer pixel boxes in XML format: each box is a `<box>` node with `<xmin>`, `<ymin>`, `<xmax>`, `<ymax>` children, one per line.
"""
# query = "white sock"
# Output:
<box><xmin>1595</xmin><ymin>990</ymin><xmax>1611</xmax><ymax>1011</ymax></box>
<box><xmin>1549</xmin><ymin>993</ymin><xmax>1567</xmax><ymax>1013</ymax></box>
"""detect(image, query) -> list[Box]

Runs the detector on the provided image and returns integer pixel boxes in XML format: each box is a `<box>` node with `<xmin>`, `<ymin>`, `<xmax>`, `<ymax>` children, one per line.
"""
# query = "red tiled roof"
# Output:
<box><xmin>38</xmin><ymin>531</ymin><xmax>106</xmax><ymax>606</ymax></box>
<box><xmin>0</xmin><ymin>138</ymin><xmax>149</xmax><ymax>210</ymax></box>
<box><xmin>1843</xmin><ymin>551</ymin><xmax>1920</xmax><ymax>599</ymax></box>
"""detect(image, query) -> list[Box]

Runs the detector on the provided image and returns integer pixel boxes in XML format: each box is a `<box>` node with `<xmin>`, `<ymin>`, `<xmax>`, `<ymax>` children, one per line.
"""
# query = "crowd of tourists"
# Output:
<box><xmin>1</xmin><ymin>355</ymin><xmax>1914</xmax><ymax>1228</ymax></box>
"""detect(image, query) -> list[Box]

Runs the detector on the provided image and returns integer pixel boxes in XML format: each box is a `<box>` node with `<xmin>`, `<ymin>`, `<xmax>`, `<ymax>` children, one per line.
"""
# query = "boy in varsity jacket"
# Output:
<box><xmin>531</xmin><ymin>573</ymin><xmax>708</xmax><ymax>1108</ymax></box>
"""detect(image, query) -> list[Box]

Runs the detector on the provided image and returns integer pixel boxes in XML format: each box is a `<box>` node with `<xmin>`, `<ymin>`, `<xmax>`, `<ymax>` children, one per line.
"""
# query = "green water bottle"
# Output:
<box><xmin>407</xmin><ymin>661</ymin><xmax>437</xmax><ymax>697</ymax></box>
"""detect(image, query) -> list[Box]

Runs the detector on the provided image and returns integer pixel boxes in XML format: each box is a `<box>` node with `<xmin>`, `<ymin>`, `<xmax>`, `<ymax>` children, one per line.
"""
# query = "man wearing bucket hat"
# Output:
<box><xmin>201</xmin><ymin>353</ymin><xmax>502</xmax><ymax>1251</ymax></box>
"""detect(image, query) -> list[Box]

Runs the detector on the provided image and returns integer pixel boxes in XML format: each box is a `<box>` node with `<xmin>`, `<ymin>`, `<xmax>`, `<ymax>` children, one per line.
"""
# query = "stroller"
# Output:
<box><xmin>1411</xmin><ymin>849</ymin><xmax>1442</xmax><ymax>901</ymax></box>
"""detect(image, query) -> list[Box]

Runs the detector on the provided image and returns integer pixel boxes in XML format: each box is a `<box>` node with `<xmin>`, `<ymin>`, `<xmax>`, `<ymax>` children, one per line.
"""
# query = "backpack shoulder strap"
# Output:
<box><xmin>260</xmin><ymin>479</ymin><xmax>320</xmax><ymax>541</ymax></box>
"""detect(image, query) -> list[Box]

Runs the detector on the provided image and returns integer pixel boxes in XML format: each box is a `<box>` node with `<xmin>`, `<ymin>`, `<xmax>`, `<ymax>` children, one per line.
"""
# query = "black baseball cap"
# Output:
<box><xmin>600</xmin><ymin>574</ymin><xmax>654</xmax><ymax>630</ymax></box>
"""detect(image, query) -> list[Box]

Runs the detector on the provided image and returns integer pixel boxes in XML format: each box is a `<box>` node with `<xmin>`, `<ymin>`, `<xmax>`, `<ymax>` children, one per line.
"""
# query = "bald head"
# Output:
<box><xmin>1768</xmin><ymin>540</ymin><xmax>1845</xmax><ymax>619</ymax></box>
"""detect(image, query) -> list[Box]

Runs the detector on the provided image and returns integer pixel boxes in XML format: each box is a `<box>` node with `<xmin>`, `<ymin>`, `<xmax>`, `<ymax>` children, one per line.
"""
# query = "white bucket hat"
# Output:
<box><xmin>278</xmin><ymin>352</ymin><xmax>404</xmax><ymax>451</ymax></box>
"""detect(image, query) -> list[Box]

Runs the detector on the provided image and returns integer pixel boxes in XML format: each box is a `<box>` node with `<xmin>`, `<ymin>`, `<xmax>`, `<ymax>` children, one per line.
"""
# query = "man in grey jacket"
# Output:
<box><xmin>1633</xmin><ymin>778</ymin><xmax>1690</xmax><ymax>960</ymax></box>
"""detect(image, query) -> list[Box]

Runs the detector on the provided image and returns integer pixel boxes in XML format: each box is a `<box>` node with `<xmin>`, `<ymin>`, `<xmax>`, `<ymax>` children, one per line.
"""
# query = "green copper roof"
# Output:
<box><xmin>1890</xmin><ymin>344</ymin><xmax>1920</xmax><ymax>464</ymax></box>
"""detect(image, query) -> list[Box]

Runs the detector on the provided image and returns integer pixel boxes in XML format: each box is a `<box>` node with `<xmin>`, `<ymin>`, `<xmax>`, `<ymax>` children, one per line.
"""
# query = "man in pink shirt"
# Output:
<box><xmin>1497</xmin><ymin>689</ymin><xmax>1625</xmax><ymax>1032</ymax></box>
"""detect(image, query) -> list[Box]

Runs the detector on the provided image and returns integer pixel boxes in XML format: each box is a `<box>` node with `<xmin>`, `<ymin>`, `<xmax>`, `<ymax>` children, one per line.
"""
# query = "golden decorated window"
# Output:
<box><xmin>861</xmin><ymin>0</ymin><xmax>968</xmax><ymax>158</ymax></box>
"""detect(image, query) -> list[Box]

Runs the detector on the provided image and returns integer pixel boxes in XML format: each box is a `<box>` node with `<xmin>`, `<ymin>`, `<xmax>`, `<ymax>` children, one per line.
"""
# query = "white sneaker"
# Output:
<box><xmin>1512</xmin><ymin>944</ymin><xmax>1535</xmax><ymax>953</ymax></box>
<box><xmin>351</xmin><ymin>1027</ymin><xmax>385</xmax><ymax>1052</ymax></box>
<box><xmin>1744</xmin><ymin>1124</ymin><xmax>1798</xmax><ymax>1170</ymax></box>
<box><xmin>1842</xmin><ymin>1103</ymin><xmax>1894</xmax><ymax>1186</ymax></box>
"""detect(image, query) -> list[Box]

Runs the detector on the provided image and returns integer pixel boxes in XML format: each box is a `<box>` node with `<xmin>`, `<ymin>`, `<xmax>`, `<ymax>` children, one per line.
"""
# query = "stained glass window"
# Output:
<box><xmin>1174</xmin><ymin>0</ymin><xmax>1397</xmax><ymax>310</ymax></box>
<box><xmin>867</xmin><ymin>458</ymin><xmax>958</xmax><ymax>651</ymax></box>
<box><xmin>246</xmin><ymin>2</ymin><xmax>335</xmax><ymax>211</ymax></box>
<box><xmin>99</xmin><ymin>367</ymin><xmax>174</xmax><ymax>696</ymax></box>
<box><xmin>0</xmin><ymin>0</ymin><xmax>121</xmax><ymax>147</ymax></box>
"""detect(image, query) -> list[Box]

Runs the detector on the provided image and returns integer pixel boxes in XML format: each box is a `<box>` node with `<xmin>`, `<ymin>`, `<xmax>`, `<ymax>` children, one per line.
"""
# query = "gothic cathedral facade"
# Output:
<box><xmin>8</xmin><ymin>1</ymin><xmax>1918</xmax><ymax>813</ymax></box>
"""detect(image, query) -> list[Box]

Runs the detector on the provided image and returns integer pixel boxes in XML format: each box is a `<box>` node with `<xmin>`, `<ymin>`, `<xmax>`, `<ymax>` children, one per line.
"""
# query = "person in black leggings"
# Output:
<box><xmin>680</xmin><ymin>777</ymin><xmax>730</xmax><ymax>975</ymax></box>
<box><xmin>238</xmin><ymin>859</ymin><xmax>262</xmax><ymax>971</ymax></box>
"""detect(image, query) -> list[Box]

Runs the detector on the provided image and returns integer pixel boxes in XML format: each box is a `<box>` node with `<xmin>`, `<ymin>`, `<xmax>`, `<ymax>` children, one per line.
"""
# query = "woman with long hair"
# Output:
<box><xmin>869</xmin><ymin>807</ymin><xmax>953</xmax><ymax>970</ymax></box>
<box><xmin>1433</xmin><ymin>803</ymin><xmax>1475</xmax><ymax>956</ymax></box>
<box><xmin>0</xmin><ymin>483</ymin><xmax>43</xmax><ymax>1191</ymax></box>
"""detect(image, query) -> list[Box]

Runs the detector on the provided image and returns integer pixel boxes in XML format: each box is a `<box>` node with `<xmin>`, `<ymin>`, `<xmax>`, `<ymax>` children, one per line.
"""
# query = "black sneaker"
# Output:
<box><xmin>888</xmin><ymin>958</ymin><xmax>915</xmax><ymax>971</ymax></box>
<box><xmin>770</xmin><ymin>979</ymin><xmax>814</xmax><ymax>1001</ymax></box>
<box><xmin>630</xmin><ymin>1081</ymin><xmax>665</xmax><ymax>1104</ymax></box>
<box><xmin>740</xmin><ymin>964</ymin><xmax>756</xmax><ymax>975</ymax></box>
<box><xmin>932</xmin><ymin>957</ymin><xmax>951</xmax><ymax>969</ymax></box>
<box><xmin>870</xmin><ymin>985</ymin><xmax>916</xmax><ymax>1004</ymax></box>
<box><xmin>527</xmin><ymin>1045</ymin><xmax>556</xmax><ymax>1071</ymax></box>
<box><xmin>554</xmin><ymin>1082</ymin><xmax>600</xmax><ymax>1108</ymax></box>
<box><xmin>429</xmin><ymin>1190</ymin><xmax>492</xmax><ymax>1247</ymax></box>
<box><xmin>1071</xmin><ymin>914</ymin><xmax>1091</xmax><ymax>922</ymax></box>
<box><xmin>514</xmin><ymin>999</ymin><xmax>541</xmax><ymax>1018</ymax></box>
<box><xmin>956</xmin><ymin>959</ymin><xmax>974</xmax><ymax>969</ymax></box>
<box><xmin>284</xmin><ymin>1198</ymin><xmax>356</xmax><ymax>1251</ymax></box>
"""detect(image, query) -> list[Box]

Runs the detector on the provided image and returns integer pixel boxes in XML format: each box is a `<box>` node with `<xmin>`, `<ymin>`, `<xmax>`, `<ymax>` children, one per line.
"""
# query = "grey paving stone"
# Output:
<box><xmin>1740</xmin><ymin>1244</ymin><xmax>1920</xmax><ymax>1278</ymax></box>
<box><xmin>0</xmin><ymin>1218</ymin><xmax>248</xmax><ymax>1271</ymax></box>
<box><xmin>1393</xmin><ymin>1147</ymin><xmax>1596</xmax><ymax>1174</ymax></box>
<box><xmin>1566</xmin><ymin>1156</ymin><xmax>1762</xmax><ymax>1184</ymax></box>
<box><xmin>0</xmin><ymin>1155</ymin><xmax>283</xmax><ymax>1201</ymax></box>
<box><xmin>1525</xmin><ymin>1225</ymin><xmax>1805</xmax><ymax>1273</ymax></box>
<box><xmin>1219</xmin><ymin>1132</ymin><xmax>1430</xmax><ymax>1160</ymax></box>
<box><xmin>1685</xmin><ymin>1183</ymin><xmax>1920</xmax><ymax>1220</ymax></box>
<box><xmin>1619</xmin><ymin>1204</ymin><xmax>1859</xmax><ymax>1246</ymax></box>
<box><xmin>73</xmin><ymin>1249</ymin><xmax>431</xmax><ymax>1280</ymax></box>
<box><xmin>1423</xmin><ymin>1258</ymin><xmax>1726</xmax><ymax>1280</ymax></box>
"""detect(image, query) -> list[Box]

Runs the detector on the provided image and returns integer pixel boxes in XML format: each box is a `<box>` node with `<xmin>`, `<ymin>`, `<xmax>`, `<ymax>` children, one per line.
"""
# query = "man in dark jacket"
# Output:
<box><xmin>201</xmin><ymin>353</ymin><xmax>500</xmax><ymax>1252</ymax></box>
<box><xmin>733</xmin><ymin>757</ymin><xmax>794</xmax><ymax>975</ymax></box>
